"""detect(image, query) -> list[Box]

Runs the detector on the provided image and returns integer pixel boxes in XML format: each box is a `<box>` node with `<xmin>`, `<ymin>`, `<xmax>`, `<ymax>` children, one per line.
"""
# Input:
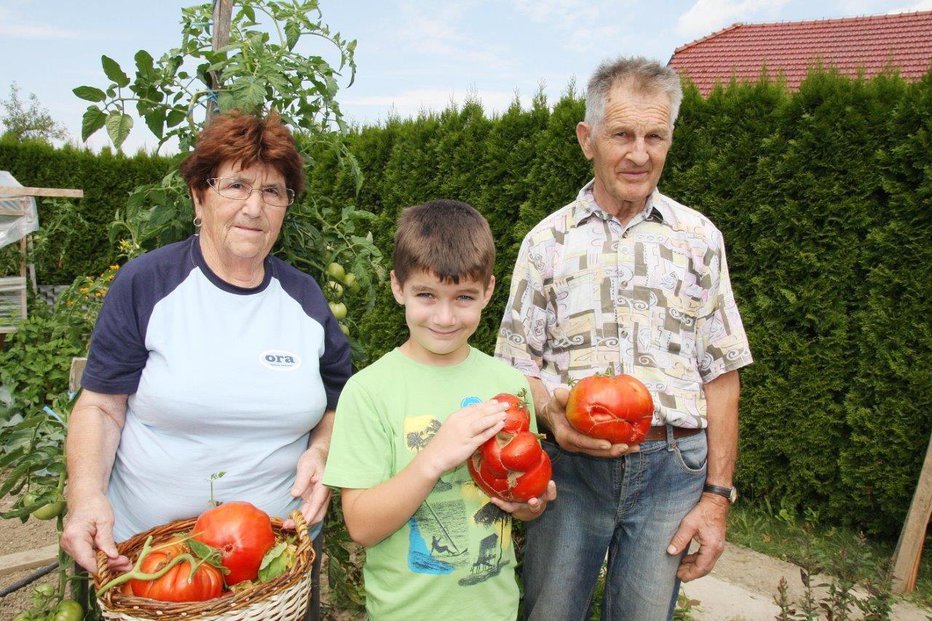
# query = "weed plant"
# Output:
<box><xmin>729</xmin><ymin>498</ymin><xmax>929</xmax><ymax>612</ymax></box>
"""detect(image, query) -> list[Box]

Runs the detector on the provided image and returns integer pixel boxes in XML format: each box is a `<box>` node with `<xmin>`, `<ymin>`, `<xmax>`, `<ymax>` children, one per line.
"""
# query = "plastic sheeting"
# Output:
<box><xmin>0</xmin><ymin>170</ymin><xmax>39</xmax><ymax>249</ymax></box>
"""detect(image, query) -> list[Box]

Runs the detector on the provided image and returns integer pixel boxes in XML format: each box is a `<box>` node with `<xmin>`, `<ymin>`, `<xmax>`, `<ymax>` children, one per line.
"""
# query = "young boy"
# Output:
<box><xmin>323</xmin><ymin>199</ymin><xmax>556</xmax><ymax>621</ymax></box>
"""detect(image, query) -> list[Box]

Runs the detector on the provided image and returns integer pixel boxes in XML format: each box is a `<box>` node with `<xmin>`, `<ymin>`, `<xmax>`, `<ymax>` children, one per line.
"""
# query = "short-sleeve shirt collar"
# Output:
<box><xmin>570</xmin><ymin>179</ymin><xmax>669</xmax><ymax>229</ymax></box>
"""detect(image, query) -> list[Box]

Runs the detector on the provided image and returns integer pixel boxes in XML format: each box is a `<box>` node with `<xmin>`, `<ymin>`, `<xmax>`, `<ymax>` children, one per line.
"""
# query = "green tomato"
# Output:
<box><xmin>31</xmin><ymin>501</ymin><xmax>65</xmax><ymax>520</ymax></box>
<box><xmin>33</xmin><ymin>584</ymin><xmax>55</xmax><ymax>597</ymax></box>
<box><xmin>325</xmin><ymin>280</ymin><xmax>344</xmax><ymax>299</ymax></box>
<box><xmin>326</xmin><ymin>262</ymin><xmax>346</xmax><ymax>282</ymax></box>
<box><xmin>329</xmin><ymin>302</ymin><xmax>347</xmax><ymax>321</ymax></box>
<box><xmin>342</xmin><ymin>272</ymin><xmax>356</xmax><ymax>288</ymax></box>
<box><xmin>52</xmin><ymin>599</ymin><xmax>83</xmax><ymax>621</ymax></box>
<box><xmin>339</xmin><ymin>322</ymin><xmax>350</xmax><ymax>337</ymax></box>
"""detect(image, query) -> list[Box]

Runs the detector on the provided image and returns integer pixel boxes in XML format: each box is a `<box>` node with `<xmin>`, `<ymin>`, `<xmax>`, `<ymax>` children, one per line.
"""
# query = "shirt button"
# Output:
<box><xmin>620</xmin><ymin>330</ymin><xmax>629</xmax><ymax>338</ymax></box>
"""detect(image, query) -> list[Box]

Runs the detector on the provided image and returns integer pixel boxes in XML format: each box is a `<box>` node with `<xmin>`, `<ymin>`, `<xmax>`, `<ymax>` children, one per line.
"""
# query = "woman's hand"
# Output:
<box><xmin>283</xmin><ymin>445</ymin><xmax>331</xmax><ymax>530</ymax></box>
<box><xmin>60</xmin><ymin>492</ymin><xmax>130</xmax><ymax>574</ymax></box>
<box><xmin>490</xmin><ymin>480</ymin><xmax>557</xmax><ymax>521</ymax></box>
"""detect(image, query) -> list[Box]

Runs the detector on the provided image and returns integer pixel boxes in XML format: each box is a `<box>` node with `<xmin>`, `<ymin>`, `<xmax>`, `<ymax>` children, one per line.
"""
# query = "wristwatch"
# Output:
<box><xmin>703</xmin><ymin>483</ymin><xmax>738</xmax><ymax>504</ymax></box>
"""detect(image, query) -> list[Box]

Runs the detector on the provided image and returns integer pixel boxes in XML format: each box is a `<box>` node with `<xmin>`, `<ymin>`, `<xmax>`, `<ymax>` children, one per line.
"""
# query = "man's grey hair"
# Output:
<box><xmin>584</xmin><ymin>56</ymin><xmax>683</xmax><ymax>129</ymax></box>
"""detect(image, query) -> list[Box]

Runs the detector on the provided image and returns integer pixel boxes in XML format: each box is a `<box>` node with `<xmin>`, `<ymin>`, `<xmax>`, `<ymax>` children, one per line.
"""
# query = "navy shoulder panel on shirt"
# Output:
<box><xmin>268</xmin><ymin>255</ymin><xmax>353</xmax><ymax>410</ymax></box>
<box><xmin>81</xmin><ymin>237</ymin><xmax>199</xmax><ymax>395</ymax></box>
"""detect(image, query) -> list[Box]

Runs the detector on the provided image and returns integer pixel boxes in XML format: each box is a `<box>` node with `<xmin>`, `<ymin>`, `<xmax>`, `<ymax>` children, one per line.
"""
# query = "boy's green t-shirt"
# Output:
<box><xmin>324</xmin><ymin>347</ymin><xmax>535</xmax><ymax>621</ymax></box>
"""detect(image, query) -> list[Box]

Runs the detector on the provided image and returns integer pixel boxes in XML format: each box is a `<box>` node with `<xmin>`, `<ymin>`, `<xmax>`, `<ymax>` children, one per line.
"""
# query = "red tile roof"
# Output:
<box><xmin>668</xmin><ymin>11</ymin><xmax>932</xmax><ymax>95</ymax></box>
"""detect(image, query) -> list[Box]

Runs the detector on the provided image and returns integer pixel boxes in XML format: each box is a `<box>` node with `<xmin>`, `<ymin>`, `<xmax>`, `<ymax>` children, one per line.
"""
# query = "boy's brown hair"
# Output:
<box><xmin>393</xmin><ymin>199</ymin><xmax>495</xmax><ymax>287</ymax></box>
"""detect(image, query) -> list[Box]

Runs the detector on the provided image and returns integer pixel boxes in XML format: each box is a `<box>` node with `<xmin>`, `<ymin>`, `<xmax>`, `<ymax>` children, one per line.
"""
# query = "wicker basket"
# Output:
<box><xmin>95</xmin><ymin>510</ymin><xmax>313</xmax><ymax>621</ymax></box>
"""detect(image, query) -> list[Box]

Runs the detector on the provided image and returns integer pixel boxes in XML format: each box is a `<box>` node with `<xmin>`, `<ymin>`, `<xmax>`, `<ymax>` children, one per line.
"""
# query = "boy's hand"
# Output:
<box><xmin>491</xmin><ymin>480</ymin><xmax>557</xmax><ymax>521</ymax></box>
<box><xmin>420</xmin><ymin>399</ymin><xmax>509</xmax><ymax>478</ymax></box>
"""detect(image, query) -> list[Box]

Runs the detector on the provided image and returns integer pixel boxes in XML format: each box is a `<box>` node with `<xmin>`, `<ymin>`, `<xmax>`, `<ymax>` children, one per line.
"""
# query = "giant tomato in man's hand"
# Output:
<box><xmin>565</xmin><ymin>373</ymin><xmax>654</xmax><ymax>444</ymax></box>
<box><xmin>192</xmin><ymin>501</ymin><xmax>275</xmax><ymax>585</ymax></box>
<box><xmin>468</xmin><ymin>392</ymin><xmax>552</xmax><ymax>502</ymax></box>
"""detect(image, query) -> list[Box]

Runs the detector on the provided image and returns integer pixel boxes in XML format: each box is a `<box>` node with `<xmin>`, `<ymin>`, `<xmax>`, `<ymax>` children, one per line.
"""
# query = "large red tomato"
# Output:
<box><xmin>565</xmin><ymin>373</ymin><xmax>654</xmax><ymax>444</ymax></box>
<box><xmin>129</xmin><ymin>540</ymin><xmax>223</xmax><ymax>602</ymax></box>
<box><xmin>192</xmin><ymin>501</ymin><xmax>275</xmax><ymax>586</ymax></box>
<box><xmin>468</xmin><ymin>393</ymin><xmax>552</xmax><ymax>502</ymax></box>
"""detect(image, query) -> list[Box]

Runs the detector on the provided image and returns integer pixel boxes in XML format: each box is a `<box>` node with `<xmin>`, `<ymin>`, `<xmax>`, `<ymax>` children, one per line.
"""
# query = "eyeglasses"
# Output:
<box><xmin>207</xmin><ymin>177</ymin><xmax>295</xmax><ymax>207</ymax></box>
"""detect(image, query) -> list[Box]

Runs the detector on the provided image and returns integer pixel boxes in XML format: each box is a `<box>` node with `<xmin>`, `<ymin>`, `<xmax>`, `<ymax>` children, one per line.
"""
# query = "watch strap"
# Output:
<box><xmin>703</xmin><ymin>483</ymin><xmax>737</xmax><ymax>503</ymax></box>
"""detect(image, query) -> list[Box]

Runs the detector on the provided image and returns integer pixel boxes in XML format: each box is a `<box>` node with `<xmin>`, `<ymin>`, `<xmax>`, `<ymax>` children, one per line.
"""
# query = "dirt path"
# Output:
<box><xmin>682</xmin><ymin>542</ymin><xmax>930</xmax><ymax>620</ymax></box>
<box><xmin>0</xmin><ymin>496</ymin><xmax>60</xmax><ymax>619</ymax></box>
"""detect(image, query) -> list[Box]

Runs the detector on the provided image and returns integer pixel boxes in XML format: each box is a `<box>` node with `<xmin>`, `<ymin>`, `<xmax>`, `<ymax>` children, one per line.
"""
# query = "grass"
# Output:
<box><xmin>727</xmin><ymin>498</ymin><xmax>932</xmax><ymax>612</ymax></box>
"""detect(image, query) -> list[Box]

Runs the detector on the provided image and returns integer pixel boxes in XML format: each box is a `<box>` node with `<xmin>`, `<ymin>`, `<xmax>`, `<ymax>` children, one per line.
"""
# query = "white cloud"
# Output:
<box><xmin>513</xmin><ymin>0</ymin><xmax>626</xmax><ymax>55</ymax></box>
<box><xmin>395</xmin><ymin>1</ymin><xmax>510</xmax><ymax>67</ymax></box>
<box><xmin>896</xmin><ymin>0</ymin><xmax>932</xmax><ymax>10</ymax></box>
<box><xmin>0</xmin><ymin>8</ymin><xmax>77</xmax><ymax>39</ymax></box>
<box><xmin>675</xmin><ymin>0</ymin><xmax>791</xmax><ymax>40</ymax></box>
<box><xmin>513</xmin><ymin>0</ymin><xmax>601</xmax><ymax>24</ymax></box>
<box><xmin>344</xmin><ymin>87</ymin><xmax>516</xmax><ymax>119</ymax></box>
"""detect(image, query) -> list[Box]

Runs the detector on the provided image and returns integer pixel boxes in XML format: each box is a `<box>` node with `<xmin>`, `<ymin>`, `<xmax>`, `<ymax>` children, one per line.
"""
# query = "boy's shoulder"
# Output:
<box><xmin>347</xmin><ymin>347</ymin><xmax>527</xmax><ymax>388</ymax></box>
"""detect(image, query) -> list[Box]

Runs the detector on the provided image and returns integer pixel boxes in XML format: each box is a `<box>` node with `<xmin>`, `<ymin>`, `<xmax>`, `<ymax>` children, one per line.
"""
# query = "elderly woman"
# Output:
<box><xmin>60</xmin><ymin>111</ymin><xmax>350</xmax><ymax>618</ymax></box>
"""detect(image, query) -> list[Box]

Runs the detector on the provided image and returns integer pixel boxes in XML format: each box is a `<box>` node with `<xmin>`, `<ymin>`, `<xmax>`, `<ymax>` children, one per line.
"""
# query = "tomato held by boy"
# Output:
<box><xmin>565</xmin><ymin>372</ymin><xmax>654</xmax><ymax>444</ymax></box>
<box><xmin>468</xmin><ymin>391</ymin><xmax>552</xmax><ymax>502</ymax></box>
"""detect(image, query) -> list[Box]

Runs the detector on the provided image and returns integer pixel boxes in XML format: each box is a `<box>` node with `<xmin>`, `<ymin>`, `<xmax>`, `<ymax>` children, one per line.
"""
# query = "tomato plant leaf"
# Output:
<box><xmin>101</xmin><ymin>55</ymin><xmax>130</xmax><ymax>87</ymax></box>
<box><xmin>73</xmin><ymin>86</ymin><xmax>107</xmax><ymax>103</ymax></box>
<box><xmin>81</xmin><ymin>106</ymin><xmax>107</xmax><ymax>141</ymax></box>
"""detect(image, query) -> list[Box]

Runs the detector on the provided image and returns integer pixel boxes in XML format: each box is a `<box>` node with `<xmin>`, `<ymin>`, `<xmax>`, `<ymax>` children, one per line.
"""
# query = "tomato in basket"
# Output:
<box><xmin>129</xmin><ymin>540</ymin><xmax>224</xmax><ymax>602</ymax></box>
<box><xmin>192</xmin><ymin>501</ymin><xmax>276</xmax><ymax>585</ymax></box>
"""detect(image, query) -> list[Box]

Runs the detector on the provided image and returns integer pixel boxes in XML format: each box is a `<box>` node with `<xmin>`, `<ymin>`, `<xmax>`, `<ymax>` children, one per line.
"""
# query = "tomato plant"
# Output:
<box><xmin>468</xmin><ymin>392</ymin><xmax>552</xmax><ymax>502</ymax></box>
<box><xmin>565</xmin><ymin>373</ymin><xmax>654</xmax><ymax>444</ymax></box>
<box><xmin>192</xmin><ymin>501</ymin><xmax>275</xmax><ymax>585</ymax></box>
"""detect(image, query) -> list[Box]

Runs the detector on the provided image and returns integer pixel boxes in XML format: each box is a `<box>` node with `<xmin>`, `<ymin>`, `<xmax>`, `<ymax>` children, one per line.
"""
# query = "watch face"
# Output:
<box><xmin>729</xmin><ymin>487</ymin><xmax>738</xmax><ymax>504</ymax></box>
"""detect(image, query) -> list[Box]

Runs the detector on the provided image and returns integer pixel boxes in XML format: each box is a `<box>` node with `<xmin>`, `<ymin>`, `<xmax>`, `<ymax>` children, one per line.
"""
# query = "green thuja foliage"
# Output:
<box><xmin>838</xmin><ymin>71</ymin><xmax>932</xmax><ymax>535</ymax></box>
<box><xmin>0</xmin><ymin>140</ymin><xmax>172</xmax><ymax>282</ymax></box>
<box><xmin>4</xmin><ymin>68</ymin><xmax>929</xmax><ymax>537</ymax></box>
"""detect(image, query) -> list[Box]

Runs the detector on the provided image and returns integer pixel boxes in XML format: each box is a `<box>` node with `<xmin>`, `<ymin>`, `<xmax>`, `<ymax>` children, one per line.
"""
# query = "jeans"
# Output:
<box><xmin>521</xmin><ymin>427</ymin><xmax>707</xmax><ymax>621</ymax></box>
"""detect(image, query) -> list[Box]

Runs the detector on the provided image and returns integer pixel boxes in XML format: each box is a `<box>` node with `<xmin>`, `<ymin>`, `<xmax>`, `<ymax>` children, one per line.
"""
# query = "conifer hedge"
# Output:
<box><xmin>1</xmin><ymin>69</ymin><xmax>928</xmax><ymax>538</ymax></box>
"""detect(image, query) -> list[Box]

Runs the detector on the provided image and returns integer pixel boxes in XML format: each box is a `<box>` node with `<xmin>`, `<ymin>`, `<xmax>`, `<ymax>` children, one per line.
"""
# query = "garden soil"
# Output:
<box><xmin>1</xmin><ymin>495</ymin><xmax>929</xmax><ymax>620</ymax></box>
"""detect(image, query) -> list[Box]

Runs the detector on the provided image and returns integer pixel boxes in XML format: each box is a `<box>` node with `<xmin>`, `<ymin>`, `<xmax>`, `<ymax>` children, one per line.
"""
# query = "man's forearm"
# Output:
<box><xmin>702</xmin><ymin>370</ymin><xmax>740</xmax><ymax>487</ymax></box>
<box><xmin>526</xmin><ymin>376</ymin><xmax>552</xmax><ymax>429</ymax></box>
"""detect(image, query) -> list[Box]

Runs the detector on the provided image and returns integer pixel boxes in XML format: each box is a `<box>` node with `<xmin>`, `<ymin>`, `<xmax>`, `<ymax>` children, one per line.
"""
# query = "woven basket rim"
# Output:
<box><xmin>95</xmin><ymin>509</ymin><xmax>313</xmax><ymax>619</ymax></box>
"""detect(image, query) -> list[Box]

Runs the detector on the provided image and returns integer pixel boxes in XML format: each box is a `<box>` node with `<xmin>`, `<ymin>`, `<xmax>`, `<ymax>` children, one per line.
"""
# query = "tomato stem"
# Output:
<box><xmin>96</xmin><ymin>536</ymin><xmax>203</xmax><ymax>596</ymax></box>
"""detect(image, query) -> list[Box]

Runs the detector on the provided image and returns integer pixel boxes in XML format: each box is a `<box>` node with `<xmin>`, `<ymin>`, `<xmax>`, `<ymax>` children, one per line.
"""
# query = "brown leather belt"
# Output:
<box><xmin>642</xmin><ymin>426</ymin><xmax>704</xmax><ymax>442</ymax></box>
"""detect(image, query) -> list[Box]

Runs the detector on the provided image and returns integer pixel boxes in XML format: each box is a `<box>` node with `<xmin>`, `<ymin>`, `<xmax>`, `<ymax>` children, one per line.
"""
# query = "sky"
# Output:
<box><xmin>2</xmin><ymin>0</ymin><xmax>931</xmax><ymax>154</ymax></box>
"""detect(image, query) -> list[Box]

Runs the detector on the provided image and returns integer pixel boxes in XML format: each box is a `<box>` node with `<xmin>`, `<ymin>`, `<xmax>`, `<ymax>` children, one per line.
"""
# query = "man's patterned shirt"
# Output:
<box><xmin>495</xmin><ymin>181</ymin><xmax>753</xmax><ymax>428</ymax></box>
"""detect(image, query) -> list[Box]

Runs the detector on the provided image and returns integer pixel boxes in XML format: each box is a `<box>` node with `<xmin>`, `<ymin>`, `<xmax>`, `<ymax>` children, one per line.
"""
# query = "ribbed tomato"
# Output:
<box><xmin>192</xmin><ymin>501</ymin><xmax>275</xmax><ymax>585</ymax></box>
<box><xmin>129</xmin><ymin>541</ymin><xmax>223</xmax><ymax>602</ymax></box>
<box><xmin>566</xmin><ymin>373</ymin><xmax>654</xmax><ymax>444</ymax></box>
<box><xmin>468</xmin><ymin>392</ymin><xmax>552</xmax><ymax>502</ymax></box>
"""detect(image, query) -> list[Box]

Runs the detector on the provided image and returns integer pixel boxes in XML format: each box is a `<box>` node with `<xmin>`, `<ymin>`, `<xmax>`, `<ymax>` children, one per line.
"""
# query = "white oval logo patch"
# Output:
<box><xmin>259</xmin><ymin>350</ymin><xmax>302</xmax><ymax>371</ymax></box>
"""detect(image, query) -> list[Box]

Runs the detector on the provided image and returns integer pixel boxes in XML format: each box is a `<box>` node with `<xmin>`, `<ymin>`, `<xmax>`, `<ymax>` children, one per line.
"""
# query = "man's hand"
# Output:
<box><xmin>666</xmin><ymin>493</ymin><xmax>730</xmax><ymax>581</ymax></box>
<box><xmin>284</xmin><ymin>445</ymin><xmax>331</xmax><ymax>530</ymax></box>
<box><xmin>543</xmin><ymin>388</ymin><xmax>639</xmax><ymax>458</ymax></box>
<box><xmin>60</xmin><ymin>492</ymin><xmax>129</xmax><ymax>574</ymax></box>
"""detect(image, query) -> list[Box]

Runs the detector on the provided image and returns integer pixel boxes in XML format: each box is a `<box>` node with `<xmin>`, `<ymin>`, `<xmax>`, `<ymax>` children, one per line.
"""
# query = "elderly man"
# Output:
<box><xmin>496</xmin><ymin>56</ymin><xmax>753</xmax><ymax>620</ymax></box>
